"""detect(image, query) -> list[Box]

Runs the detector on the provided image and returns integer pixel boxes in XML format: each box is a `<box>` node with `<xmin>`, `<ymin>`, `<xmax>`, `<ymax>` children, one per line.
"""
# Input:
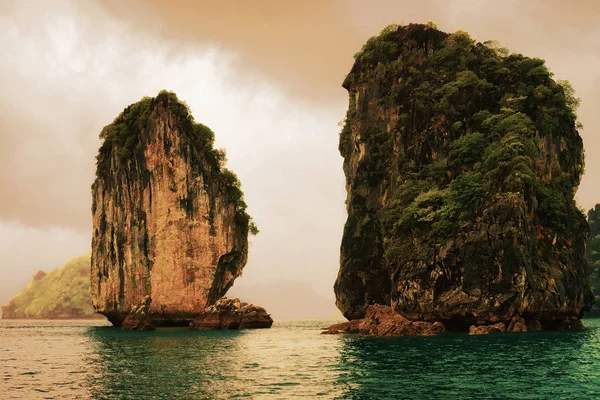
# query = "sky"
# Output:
<box><xmin>1</xmin><ymin>0</ymin><xmax>600</xmax><ymax>317</ymax></box>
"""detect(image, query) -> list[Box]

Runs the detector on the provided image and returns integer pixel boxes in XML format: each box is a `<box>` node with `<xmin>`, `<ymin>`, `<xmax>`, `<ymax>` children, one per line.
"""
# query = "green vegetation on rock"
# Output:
<box><xmin>1</xmin><ymin>255</ymin><xmax>97</xmax><ymax>319</ymax></box>
<box><xmin>91</xmin><ymin>91</ymin><xmax>256</xmax><ymax>326</ymax></box>
<box><xmin>335</xmin><ymin>23</ymin><xmax>592</xmax><ymax>326</ymax></box>
<box><xmin>587</xmin><ymin>205</ymin><xmax>600</xmax><ymax>316</ymax></box>
<box><xmin>95</xmin><ymin>90</ymin><xmax>257</xmax><ymax>234</ymax></box>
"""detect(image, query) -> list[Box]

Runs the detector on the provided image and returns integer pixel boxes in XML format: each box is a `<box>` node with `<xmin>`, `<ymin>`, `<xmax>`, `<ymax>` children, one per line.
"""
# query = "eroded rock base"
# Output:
<box><xmin>322</xmin><ymin>305</ymin><xmax>445</xmax><ymax>336</ymax></box>
<box><xmin>189</xmin><ymin>297</ymin><xmax>273</xmax><ymax>330</ymax></box>
<box><xmin>323</xmin><ymin>306</ymin><xmax>586</xmax><ymax>336</ymax></box>
<box><xmin>469</xmin><ymin>323</ymin><xmax>506</xmax><ymax>335</ymax></box>
<box><xmin>121</xmin><ymin>296</ymin><xmax>155</xmax><ymax>331</ymax></box>
<box><xmin>469</xmin><ymin>315</ymin><xmax>584</xmax><ymax>335</ymax></box>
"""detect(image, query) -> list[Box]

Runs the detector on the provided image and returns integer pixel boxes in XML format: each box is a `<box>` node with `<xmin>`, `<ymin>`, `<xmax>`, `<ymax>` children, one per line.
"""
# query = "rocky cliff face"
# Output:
<box><xmin>586</xmin><ymin>204</ymin><xmax>600</xmax><ymax>316</ymax></box>
<box><xmin>335</xmin><ymin>24</ymin><xmax>593</xmax><ymax>330</ymax></box>
<box><xmin>91</xmin><ymin>90</ymin><xmax>255</xmax><ymax>327</ymax></box>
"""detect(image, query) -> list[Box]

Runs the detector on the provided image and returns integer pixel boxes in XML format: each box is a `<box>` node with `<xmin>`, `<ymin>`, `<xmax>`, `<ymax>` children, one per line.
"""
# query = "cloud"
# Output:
<box><xmin>97</xmin><ymin>0</ymin><xmax>600</xmax><ymax>210</ymax></box>
<box><xmin>0</xmin><ymin>0</ymin><xmax>347</xmax><ymax>304</ymax></box>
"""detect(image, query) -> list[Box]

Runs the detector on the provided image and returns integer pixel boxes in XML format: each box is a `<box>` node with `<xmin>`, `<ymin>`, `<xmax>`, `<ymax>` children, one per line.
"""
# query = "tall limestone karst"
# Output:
<box><xmin>334</xmin><ymin>23</ymin><xmax>593</xmax><ymax>331</ymax></box>
<box><xmin>91</xmin><ymin>90</ymin><xmax>258</xmax><ymax>327</ymax></box>
<box><xmin>586</xmin><ymin>204</ymin><xmax>600</xmax><ymax>316</ymax></box>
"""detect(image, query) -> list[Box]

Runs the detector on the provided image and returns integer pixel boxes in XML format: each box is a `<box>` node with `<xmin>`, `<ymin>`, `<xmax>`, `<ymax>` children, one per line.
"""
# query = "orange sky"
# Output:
<box><xmin>97</xmin><ymin>0</ymin><xmax>600</xmax><ymax>209</ymax></box>
<box><xmin>1</xmin><ymin>0</ymin><xmax>600</xmax><ymax>315</ymax></box>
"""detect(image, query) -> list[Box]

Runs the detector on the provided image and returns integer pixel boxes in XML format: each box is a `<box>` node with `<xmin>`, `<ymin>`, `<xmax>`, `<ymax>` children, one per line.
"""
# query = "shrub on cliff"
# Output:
<box><xmin>587</xmin><ymin>205</ymin><xmax>600</xmax><ymax>315</ymax></box>
<box><xmin>344</xmin><ymin>23</ymin><xmax>585</xmax><ymax>264</ymax></box>
<box><xmin>95</xmin><ymin>90</ymin><xmax>257</xmax><ymax>235</ymax></box>
<box><xmin>335</xmin><ymin>23</ymin><xmax>592</xmax><ymax>324</ymax></box>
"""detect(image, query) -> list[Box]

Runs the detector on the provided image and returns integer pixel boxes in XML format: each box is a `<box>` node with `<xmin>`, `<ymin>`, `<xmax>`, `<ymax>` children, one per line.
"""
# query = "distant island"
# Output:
<box><xmin>1</xmin><ymin>255</ymin><xmax>100</xmax><ymax>319</ymax></box>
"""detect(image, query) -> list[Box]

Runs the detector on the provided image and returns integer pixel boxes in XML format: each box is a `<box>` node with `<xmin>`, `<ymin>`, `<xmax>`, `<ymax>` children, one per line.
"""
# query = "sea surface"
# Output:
<box><xmin>2</xmin><ymin>318</ymin><xmax>600</xmax><ymax>399</ymax></box>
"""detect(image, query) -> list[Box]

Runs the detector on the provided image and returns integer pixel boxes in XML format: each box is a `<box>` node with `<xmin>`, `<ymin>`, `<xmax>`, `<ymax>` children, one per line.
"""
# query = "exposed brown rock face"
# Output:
<box><xmin>321</xmin><ymin>320</ymin><xmax>364</xmax><ymax>334</ymax></box>
<box><xmin>121</xmin><ymin>296</ymin><xmax>155</xmax><ymax>331</ymax></box>
<box><xmin>469</xmin><ymin>323</ymin><xmax>506</xmax><ymax>335</ymax></box>
<box><xmin>322</xmin><ymin>305</ymin><xmax>444</xmax><ymax>336</ymax></box>
<box><xmin>334</xmin><ymin>24</ymin><xmax>593</xmax><ymax>331</ymax></box>
<box><xmin>468</xmin><ymin>314</ymin><xmax>582</xmax><ymax>333</ymax></box>
<box><xmin>507</xmin><ymin>316</ymin><xmax>529</xmax><ymax>332</ymax></box>
<box><xmin>91</xmin><ymin>91</ymin><xmax>254</xmax><ymax>327</ymax></box>
<box><xmin>189</xmin><ymin>297</ymin><xmax>273</xmax><ymax>330</ymax></box>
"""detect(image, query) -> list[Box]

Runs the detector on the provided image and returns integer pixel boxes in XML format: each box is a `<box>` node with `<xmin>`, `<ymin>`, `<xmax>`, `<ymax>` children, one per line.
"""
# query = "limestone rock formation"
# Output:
<box><xmin>335</xmin><ymin>23</ymin><xmax>593</xmax><ymax>331</ymax></box>
<box><xmin>91</xmin><ymin>90</ymin><xmax>258</xmax><ymax>327</ymax></box>
<box><xmin>121</xmin><ymin>296</ymin><xmax>155</xmax><ymax>331</ymax></box>
<box><xmin>469</xmin><ymin>323</ymin><xmax>506</xmax><ymax>335</ymax></box>
<box><xmin>586</xmin><ymin>204</ymin><xmax>600</xmax><ymax>316</ymax></box>
<box><xmin>322</xmin><ymin>305</ymin><xmax>444</xmax><ymax>336</ymax></box>
<box><xmin>189</xmin><ymin>297</ymin><xmax>273</xmax><ymax>330</ymax></box>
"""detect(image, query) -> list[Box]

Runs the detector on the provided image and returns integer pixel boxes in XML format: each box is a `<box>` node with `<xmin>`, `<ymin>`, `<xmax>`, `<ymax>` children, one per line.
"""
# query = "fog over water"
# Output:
<box><xmin>2</xmin><ymin>0</ymin><xmax>600</xmax><ymax>317</ymax></box>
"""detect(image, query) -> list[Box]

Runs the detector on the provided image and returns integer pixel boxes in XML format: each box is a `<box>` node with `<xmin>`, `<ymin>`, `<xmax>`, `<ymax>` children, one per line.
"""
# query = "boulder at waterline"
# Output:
<box><xmin>189</xmin><ymin>297</ymin><xmax>273</xmax><ymax>330</ymax></box>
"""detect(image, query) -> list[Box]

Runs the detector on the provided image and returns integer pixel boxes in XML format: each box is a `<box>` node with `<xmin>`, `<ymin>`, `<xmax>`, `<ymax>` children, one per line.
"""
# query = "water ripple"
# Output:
<box><xmin>1</xmin><ymin>319</ymin><xmax>600</xmax><ymax>398</ymax></box>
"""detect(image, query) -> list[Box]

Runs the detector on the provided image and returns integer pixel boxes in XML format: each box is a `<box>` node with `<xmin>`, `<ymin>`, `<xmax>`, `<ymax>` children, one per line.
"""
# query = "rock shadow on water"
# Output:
<box><xmin>331</xmin><ymin>321</ymin><xmax>600</xmax><ymax>399</ymax></box>
<box><xmin>84</xmin><ymin>325</ymin><xmax>252</xmax><ymax>399</ymax></box>
<box><xmin>82</xmin><ymin>321</ymin><xmax>348</xmax><ymax>398</ymax></box>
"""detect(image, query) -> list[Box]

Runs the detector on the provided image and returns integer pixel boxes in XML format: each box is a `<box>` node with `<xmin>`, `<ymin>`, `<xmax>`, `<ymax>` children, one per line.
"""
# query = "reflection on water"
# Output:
<box><xmin>335</xmin><ymin>328</ymin><xmax>597</xmax><ymax>399</ymax></box>
<box><xmin>84</xmin><ymin>320</ymin><xmax>345</xmax><ymax>399</ymax></box>
<box><xmin>2</xmin><ymin>319</ymin><xmax>600</xmax><ymax>399</ymax></box>
<box><xmin>0</xmin><ymin>319</ymin><xmax>111</xmax><ymax>399</ymax></box>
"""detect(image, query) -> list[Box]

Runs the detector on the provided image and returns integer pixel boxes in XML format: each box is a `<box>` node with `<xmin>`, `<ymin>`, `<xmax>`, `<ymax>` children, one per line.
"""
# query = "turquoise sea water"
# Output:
<box><xmin>2</xmin><ymin>318</ymin><xmax>600</xmax><ymax>399</ymax></box>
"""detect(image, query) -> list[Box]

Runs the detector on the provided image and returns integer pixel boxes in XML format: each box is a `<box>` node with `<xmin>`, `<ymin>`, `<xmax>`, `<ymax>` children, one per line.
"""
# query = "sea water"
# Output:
<box><xmin>2</xmin><ymin>318</ymin><xmax>600</xmax><ymax>399</ymax></box>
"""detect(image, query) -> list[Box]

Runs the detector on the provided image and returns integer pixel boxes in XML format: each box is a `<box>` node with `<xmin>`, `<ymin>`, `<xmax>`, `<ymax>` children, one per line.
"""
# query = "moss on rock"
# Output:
<box><xmin>335</xmin><ymin>23</ymin><xmax>593</xmax><ymax>328</ymax></box>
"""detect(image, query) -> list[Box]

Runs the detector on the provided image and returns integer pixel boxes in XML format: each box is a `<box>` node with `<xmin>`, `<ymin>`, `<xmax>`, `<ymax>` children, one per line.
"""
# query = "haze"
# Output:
<box><xmin>2</xmin><ymin>0</ymin><xmax>600</xmax><ymax>318</ymax></box>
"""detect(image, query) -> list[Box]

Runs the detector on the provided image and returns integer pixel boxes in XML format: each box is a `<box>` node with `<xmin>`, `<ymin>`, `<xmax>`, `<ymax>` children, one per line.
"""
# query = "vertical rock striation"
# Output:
<box><xmin>586</xmin><ymin>204</ymin><xmax>600</xmax><ymax>316</ymax></box>
<box><xmin>91</xmin><ymin>90</ymin><xmax>256</xmax><ymax>327</ymax></box>
<box><xmin>335</xmin><ymin>24</ymin><xmax>593</xmax><ymax>331</ymax></box>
